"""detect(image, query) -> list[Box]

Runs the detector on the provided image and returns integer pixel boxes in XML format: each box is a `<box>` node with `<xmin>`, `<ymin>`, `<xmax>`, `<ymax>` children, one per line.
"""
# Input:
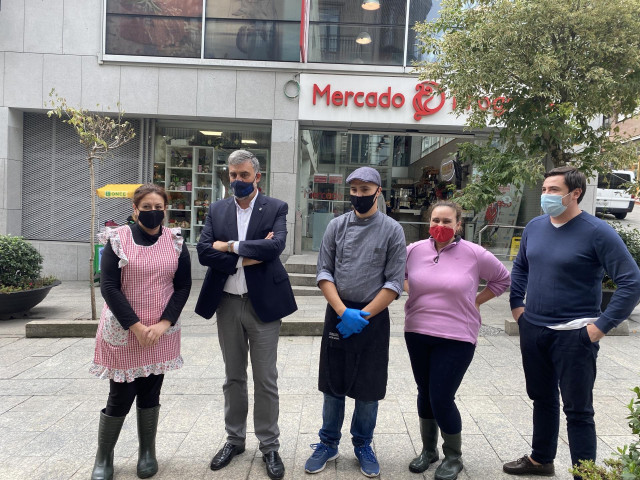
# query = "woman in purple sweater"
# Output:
<box><xmin>404</xmin><ymin>201</ymin><xmax>510</xmax><ymax>480</ymax></box>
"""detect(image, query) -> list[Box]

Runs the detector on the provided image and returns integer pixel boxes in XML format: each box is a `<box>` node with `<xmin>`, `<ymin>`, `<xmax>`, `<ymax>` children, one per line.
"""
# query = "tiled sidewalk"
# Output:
<box><xmin>0</xmin><ymin>282</ymin><xmax>639</xmax><ymax>479</ymax></box>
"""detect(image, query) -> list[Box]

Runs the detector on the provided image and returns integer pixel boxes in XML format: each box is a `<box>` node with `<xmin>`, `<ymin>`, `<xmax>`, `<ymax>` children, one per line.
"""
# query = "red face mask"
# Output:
<box><xmin>429</xmin><ymin>224</ymin><xmax>455</xmax><ymax>243</ymax></box>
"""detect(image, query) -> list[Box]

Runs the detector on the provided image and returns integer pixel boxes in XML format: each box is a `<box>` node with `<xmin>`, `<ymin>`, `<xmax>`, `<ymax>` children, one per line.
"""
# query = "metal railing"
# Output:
<box><xmin>477</xmin><ymin>224</ymin><xmax>526</xmax><ymax>258</ymax></box>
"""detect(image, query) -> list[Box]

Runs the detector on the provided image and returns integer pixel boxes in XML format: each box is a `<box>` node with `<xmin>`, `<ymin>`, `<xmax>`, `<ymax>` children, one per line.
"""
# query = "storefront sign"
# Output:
<box><xmin>328</xmin><ymin>174</ymin><xmax>343</xmax><ymax>184</ymax></box>
<box><xmin>313</xmin><ymin>174</ymin><xmax>328</xmax><ymax>183</ymax></box>
<box><xmin>300</xmin><ymin>74</ymin><xmax>507</xmax><ymax>127</ymax></box>
<box><xmin>440</xmin><ymin>159</ymin><xmax>455</xmax><ymax>182</ymax></box>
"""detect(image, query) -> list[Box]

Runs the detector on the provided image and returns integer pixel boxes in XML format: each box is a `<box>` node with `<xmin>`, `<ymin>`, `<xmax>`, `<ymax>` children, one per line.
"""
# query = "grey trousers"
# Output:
<box><xmin>216</xmin><ymin>295</ymin><xmax>281</xmax><ymax>453</ymax></box>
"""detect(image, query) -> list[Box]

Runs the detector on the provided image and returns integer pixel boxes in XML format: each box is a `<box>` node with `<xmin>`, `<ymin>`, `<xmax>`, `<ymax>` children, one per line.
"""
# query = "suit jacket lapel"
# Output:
<box><xmin>245</xmin><ymin>193</ymin><xmax>266</xmax><ymax>240</ymax></box>
<box><xmin>224</xmin><ymin>197</ymin><xmax>238</xmax><ymax>239</ymax></box>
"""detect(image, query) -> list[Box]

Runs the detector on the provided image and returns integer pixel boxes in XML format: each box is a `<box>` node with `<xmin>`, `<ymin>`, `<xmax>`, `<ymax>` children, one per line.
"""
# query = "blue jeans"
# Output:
<box><xmin>519</xmin><ymin>317</ymin><xmax>599</xmax><ymax>467</ymax></box>
<box><xmin>319</xmin><ymin>392</ymin><xmax>378</xmax><ymax>448</ymax></box>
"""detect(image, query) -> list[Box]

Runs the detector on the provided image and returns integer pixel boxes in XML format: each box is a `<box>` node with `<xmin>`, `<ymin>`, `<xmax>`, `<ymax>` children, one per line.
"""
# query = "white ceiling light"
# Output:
<box><xmin>362</xmin><ymin>0</ymin><xmax>380</xmax><ymax>10</ymax></box>
<box><xmin>356</xmin><ymin>32</ymin><xmax>372</xmax><ymax>45</ymax></box>
<box><xmin>200</xmin><ymin>131</ymin><xmax>222</xmax><ymax>136</ymax></box>
<box><xmin>241</xmin><ymin>140</ymin><xmax>257</xmax><ymax>145</ymax></box>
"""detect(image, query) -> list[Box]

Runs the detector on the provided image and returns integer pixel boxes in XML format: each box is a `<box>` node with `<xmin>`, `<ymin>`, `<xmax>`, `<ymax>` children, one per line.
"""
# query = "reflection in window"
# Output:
<box><xmin>308</xmin><ymin>0</ymin><xmax>412</xmax><ymax>66</ymax></box>
<box><xmin>105</xmin><ymin>0</ymin><xmax>203</xmax><ymax>57</ymax></box>
<box><xmin>407</xmin><ymin>0</ymin><xmax>436</xmax><ymax>64</ymax></box>
<box><xmin>204</xmin><ymin>0</ymin><xmax>301</xmax><ymax>61</ymax></box>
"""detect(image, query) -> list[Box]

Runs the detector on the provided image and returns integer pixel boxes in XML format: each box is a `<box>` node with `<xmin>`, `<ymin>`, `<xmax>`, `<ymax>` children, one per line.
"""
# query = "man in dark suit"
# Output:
<box><xmin>196</xmin><ymin>150</ymin><xmax>297</xmax><ymax>480</ymax></box>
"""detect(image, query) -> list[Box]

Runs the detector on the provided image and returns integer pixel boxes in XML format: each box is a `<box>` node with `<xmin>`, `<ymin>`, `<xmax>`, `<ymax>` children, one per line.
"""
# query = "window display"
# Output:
<box><xmin>154</xmin><ymin>123</ymin><xmax>271</xmax><ymax>244</ymax></box>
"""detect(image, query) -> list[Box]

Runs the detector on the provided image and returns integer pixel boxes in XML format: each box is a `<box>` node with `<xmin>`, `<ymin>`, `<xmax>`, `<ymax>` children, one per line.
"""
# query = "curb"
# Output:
<box><xmin>25</xmin><ymin>319</ymin><xmax>325</xmax><ymax>338</ymax></box>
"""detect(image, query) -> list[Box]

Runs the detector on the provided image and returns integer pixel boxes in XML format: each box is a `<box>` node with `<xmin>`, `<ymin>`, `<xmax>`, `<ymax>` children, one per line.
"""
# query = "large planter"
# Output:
<box><xmin>0</xmin><ymin>280</ymin><xmax>61</xmax><ymax>319</ymax></box>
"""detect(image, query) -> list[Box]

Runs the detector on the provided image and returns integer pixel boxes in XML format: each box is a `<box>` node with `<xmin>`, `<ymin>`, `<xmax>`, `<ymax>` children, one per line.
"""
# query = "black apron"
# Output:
<box><xmin>318</xmin><ymin>301</ymin><xmax>390</xmax><ymax>401</ymax></box>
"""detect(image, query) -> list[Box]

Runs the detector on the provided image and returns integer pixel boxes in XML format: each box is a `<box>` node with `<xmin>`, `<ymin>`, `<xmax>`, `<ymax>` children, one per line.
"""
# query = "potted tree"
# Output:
<box><xmin>0</xmin><ymin>235</ymin><xmax>60</xmax><ymax>319</ymax></box>
<box><xmin>601</xmin><ymin>222</ymin><xmax>640</xmax><ymax>310</ymax></box>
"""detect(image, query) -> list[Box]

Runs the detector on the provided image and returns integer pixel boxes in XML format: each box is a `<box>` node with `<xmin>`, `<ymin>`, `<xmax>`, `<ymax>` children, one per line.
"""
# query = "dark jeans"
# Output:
<box><xmin>318</xmin><ymin>392</ymin><xmax>379</xmax><ymax>449</ymax></box>
<box><xmin>404</xmin><ymin>332</ymin><xmax>475</xmax><ymax>434</ymax></box>
<box><xmin>105</xmin><ymin>374</ymin><xmax>164</xmax><ymax>417</ymax></box>
<box><xmin>519</xmin><ymin>317</ymin><xmax>599</xmax><ymax>467</ymax></box>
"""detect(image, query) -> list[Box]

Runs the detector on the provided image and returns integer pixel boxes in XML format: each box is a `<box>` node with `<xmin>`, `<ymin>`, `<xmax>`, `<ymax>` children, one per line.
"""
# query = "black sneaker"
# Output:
<box><xmin>503</xmin><ymin>455</ymin><xmax>555</xmax><ymax>476</ymax></box>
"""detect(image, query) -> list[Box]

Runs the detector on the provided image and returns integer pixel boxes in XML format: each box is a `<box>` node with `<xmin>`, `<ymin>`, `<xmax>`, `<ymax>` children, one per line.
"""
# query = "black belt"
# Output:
<box><xmin>223</xmin><ymin>292</ymin><xmax>249</xmax><ymax>299</ymax></box>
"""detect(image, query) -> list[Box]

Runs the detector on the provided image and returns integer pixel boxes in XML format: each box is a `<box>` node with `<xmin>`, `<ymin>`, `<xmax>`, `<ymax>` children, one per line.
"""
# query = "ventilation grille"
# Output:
<box><xmin>22</xmin><ymin>113</ymin><xmax>143</xmax><ymax>242</ymax></box>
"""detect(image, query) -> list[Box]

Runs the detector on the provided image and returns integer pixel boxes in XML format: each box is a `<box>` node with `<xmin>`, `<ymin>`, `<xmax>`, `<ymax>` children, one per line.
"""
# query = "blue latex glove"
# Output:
<box><xmin>336</xmin><ymin>308</ymin><xmax>370</xmax><ymax>338</ymax></box>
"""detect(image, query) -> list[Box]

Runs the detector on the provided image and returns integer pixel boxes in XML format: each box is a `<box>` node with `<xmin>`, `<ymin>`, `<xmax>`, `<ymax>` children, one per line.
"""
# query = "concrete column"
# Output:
<box><xmin>270</xmin><ymin>119</ymin><xmax>298</xmax><ymax>256</ymax></box>
<box><xmin>0</xmin><ymin>107</ymin><xmax>23</xmax><ymax>235</ymax></box>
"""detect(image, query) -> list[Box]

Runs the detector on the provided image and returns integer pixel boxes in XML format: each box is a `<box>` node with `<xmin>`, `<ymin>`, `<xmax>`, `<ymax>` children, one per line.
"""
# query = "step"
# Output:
<box><xmin>292</xmin><ymin>286</ymin><xmax>323</xmax><ymax>296</ymax></box>
<box><xmin>285</xmin><ymin>254</ymin><xmax>318</xmax><ymax>274</ymax></box>
<box><xmin>288</xmin><ymin>273</ymin><xmax>317</xmax><ymax>287</ymax></box>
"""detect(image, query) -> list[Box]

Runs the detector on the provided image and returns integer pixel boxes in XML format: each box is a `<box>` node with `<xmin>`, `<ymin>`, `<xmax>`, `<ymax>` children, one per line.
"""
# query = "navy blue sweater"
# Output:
<box><xmin>510</xmin><ymin>212</ymin><xmax>640</xmax><ymax>333</ymax></box>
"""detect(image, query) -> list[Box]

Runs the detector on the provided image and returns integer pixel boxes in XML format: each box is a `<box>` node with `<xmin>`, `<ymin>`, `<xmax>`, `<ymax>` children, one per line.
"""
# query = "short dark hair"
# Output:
<box><xmin>544</xmin><ymin>166</ymin><xmax>586</xmax><ymax>203</ymax></box>
<box><xmin>427</xmin><ymin>200</ymin><xmax>462</xmax><ymax>224</ymax></box>
<box><xmin>133</xmin><ymin>183</ymin><xmax>168</xmax><ymax>207</ymax></box>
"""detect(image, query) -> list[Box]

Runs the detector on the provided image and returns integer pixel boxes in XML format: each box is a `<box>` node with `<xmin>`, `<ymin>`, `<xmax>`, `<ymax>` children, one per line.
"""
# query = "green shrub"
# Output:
<box><xmin>603</xmin><ymin>223</ymin><xmax>640</xmax><ymax>289</ymax></box>
<box><xmin>0</xmin><ymin>235</ymin><xmax>43</xmax><ymax>289</ymax></box>
<box><xmin>571</xmin><ymin>386</ymin><xmax>640</xmax><ymax>479</ymax></box>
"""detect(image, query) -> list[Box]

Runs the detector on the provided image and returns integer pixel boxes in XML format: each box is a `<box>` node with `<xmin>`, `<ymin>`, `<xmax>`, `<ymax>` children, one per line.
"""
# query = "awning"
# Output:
<box><xmin>96</xmin><ymin>184</ymin><xmax>143</xmax><ymax>199</ymax></box>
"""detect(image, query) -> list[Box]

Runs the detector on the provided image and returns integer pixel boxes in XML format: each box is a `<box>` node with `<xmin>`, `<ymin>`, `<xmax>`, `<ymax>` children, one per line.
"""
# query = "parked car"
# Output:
<box><xmin>596</xmin><ymin>170</ymin><xmax>636</xmax><ymax>219</ymax></box>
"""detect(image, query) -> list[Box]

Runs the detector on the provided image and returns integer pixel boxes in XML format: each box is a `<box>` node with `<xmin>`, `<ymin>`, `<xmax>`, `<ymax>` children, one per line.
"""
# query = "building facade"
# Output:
<box><xmin>0</xmin><ymin>0</ymin><xmax>559</xmax><ymax>280</ymax></box>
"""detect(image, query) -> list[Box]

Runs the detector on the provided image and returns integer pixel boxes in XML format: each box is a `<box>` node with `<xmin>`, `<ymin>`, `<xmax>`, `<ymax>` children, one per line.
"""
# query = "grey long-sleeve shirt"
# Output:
<box><xmin>316</xmin><ymin>211</ymin><xmax>406</xmax><ymax>304</ymax></box>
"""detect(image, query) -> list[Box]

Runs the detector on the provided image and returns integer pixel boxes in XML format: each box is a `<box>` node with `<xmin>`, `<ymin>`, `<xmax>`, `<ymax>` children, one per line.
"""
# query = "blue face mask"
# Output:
<box><xmin>540</xmin><ymin>192</ymin><xmax>571</xmax><ymax>217</ymax></box>
<box><xmin>230</xmin><ymin>177</ymin><xmax>256</xmax><ymax>199</ymax></box>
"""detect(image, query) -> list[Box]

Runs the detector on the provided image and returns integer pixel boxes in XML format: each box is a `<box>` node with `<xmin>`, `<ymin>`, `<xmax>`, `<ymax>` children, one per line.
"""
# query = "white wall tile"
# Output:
<box><xmin>270</xmin><ymin>142</ymin><xmax>296</xmax><ymax>174</ymax></box>
<box><xmin>0</xmin><ymin>52</ymin><xmax>5</xmax><ymax>107</ymax></box>
<box><xmin>272</xmin><ymin>119</ymin><xmax>296</xmax><ymax>143</ymax></box>
<box><xmin>196</xmin><ymin>69</ymin><xmax>236</xmax><ymax>118</ymax></box>
<box><xmin>38</xmin><ymin>242</ymin><xmax>80</xmax><ymax>281</ymax></box>
<box><xmin>24</xmin><ymin>0</ymin><xmax>64</xmax><ymax>54</ymax></box>
<box><xmin>158</xmin><ymin>68</ymin><xmax>197</xmax><ymax>117</ymax></box>
<box><xmin>120</xmin><ymin>66</ymin><xmax>159</xmax><ymax>115</ymax></box>
<box><xmin>0</xmin><ymin>158</ymin><xmax>6</xmax><ymax>210</ymax></box>
<box><xmin>7</xmin><ymin>125</ymin><xmax>23</xmax><ymax>161</ymax></box>
<box><xmin>3</xmin><ymin>53</ymin><xmax>43</xmax><ymax>108</ymax></box>
<box><xmin>274</xmin><ymin>72</ymin><xmax>299</xmax><ymax>121</ymax></box>
<box><xmin>5</xmin><ymin>159</ymin><xmax>22</xmax><ymax>209</ymax></box>
<box><xmin>81</xmin><ymin>56</ymin><xmax>120</xmax><ymax>111</ymax></box>
<box><xmin>0</xmin><ymin>0</ymin><xmax>25</xmax><ymax>52</ymax></box>
<box><xmin>236</xmin><ymin>71</ymin><xmax>275</xmax><ymax>119</ymax></box>
<box><xmin>43</xmin><ymin>54</ymin><xmax>82</xmax><ymax>108</ymax></box>
<box><xmin>63</xmin><ymin>0</ymin><xmax>102</xmax><ymax>56</ymax></box>
<box><xmin>5</xmin><ymin>208</ymin><xmax>22</xmax><ymax>236</ymax></box>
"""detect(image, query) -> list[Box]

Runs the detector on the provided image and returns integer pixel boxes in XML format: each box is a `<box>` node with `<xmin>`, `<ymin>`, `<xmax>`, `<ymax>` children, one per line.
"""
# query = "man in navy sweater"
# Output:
<box><xmin>503</xmin><ymin>166</ymin><xmax>640</xmax><ymax>477</ymax></box>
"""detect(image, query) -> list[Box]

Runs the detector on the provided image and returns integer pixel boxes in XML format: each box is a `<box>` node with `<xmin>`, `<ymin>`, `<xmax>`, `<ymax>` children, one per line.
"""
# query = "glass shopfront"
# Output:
<box><xmin>153</xmin><ymin>121</ymin><xmax>271</xmax><ymax>244</ymax></box>
<box><xmin>298</xmin><ymin>128</ymin><xmax>466</xmax><ymax>251</ymax></box>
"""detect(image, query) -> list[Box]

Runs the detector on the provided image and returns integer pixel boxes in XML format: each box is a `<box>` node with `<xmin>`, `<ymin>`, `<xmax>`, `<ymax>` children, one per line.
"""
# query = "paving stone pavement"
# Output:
<box><xmin>1</xmin><ymin>282</ymin><xmax>639</xmax><ymax>479</ymax></box>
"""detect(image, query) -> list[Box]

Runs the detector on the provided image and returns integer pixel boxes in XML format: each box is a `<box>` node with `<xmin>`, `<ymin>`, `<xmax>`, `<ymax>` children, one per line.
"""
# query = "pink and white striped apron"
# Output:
<box><xmin>90</xmin><ymin>225</ymin><xmax>184</xmax><ymax>383</ymax></box>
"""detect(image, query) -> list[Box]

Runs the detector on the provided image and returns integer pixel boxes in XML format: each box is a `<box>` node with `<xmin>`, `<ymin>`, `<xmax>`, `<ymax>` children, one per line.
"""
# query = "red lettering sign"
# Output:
<box><xmin>310</xmin><ymin>82</ymin><xmax>509</xmax><ymax>120</ymax></box>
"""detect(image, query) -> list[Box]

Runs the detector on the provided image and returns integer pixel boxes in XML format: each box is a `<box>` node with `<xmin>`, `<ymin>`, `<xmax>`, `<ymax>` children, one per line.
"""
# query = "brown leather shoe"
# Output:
<box><xmin>503</xmin><ymin>455</ymin><xmax>555</xmax><ymax>476</ymax></box>
<box><xmin>210</xmin><ymin>442</ymin><xmax>245</xmax><ymax>470</ymax></box>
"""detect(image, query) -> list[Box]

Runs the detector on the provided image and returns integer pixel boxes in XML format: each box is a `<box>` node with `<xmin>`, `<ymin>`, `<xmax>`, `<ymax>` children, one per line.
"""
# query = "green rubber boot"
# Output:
<box><xmin>435</xmin><ymin>432</ymin><xmax>463</xmax><ymax>480</ymax></box>
<box><xmin>136</xmin><ymin>405</ymin><xmax>160</xmax><ymax>479</ymax></box>
<box><xmin>91</xmin><ymin>409</ymin><xmax>126</xmax><ymax>480</ymax></box>
<box><xmin>409</xmin><ymin>417</ymin><xmax>440</xmax><ymax>473</ymax></box>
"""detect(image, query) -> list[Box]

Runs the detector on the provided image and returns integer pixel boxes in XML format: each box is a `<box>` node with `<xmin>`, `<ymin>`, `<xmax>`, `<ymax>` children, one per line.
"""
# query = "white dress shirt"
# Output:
<box><xmin>223</xmin><ymin>194</ymin><xmax>258</xmax><ymax>295</ymax></box>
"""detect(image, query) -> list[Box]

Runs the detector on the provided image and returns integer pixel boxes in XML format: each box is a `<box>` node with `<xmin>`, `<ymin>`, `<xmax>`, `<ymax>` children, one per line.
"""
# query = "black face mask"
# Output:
<box><xmin>350</xmin><ymin>193</ymin><xmax>377</xmax><ymax>214</ymax></box>
<box><xmin>137</xmin><ymin>210</ymin><xmax>165</xmax><ymax>229</ymax></box>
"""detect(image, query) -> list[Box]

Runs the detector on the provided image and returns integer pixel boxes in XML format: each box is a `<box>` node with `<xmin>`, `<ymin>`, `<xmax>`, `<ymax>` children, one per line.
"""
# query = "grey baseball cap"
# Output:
<box><xmin>346</xmin><ymin>167</ymin><xmax>381</xmax><ymax>186</ymax></box>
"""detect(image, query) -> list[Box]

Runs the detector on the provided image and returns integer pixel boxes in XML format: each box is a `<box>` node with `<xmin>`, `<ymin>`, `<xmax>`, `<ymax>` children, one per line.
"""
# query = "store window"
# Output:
<box><xmin>154</xmin><ymin>122</ymin><xmax>271</xmax><ymax>244</ymax></box>
<box><xmin>299</xmin><ymin>129</ymin><xmax>468</xmax><ymax>251</ymax></box>
<box><xmin>204</xmin><ymin>0</ymin><xmax>301</xmax><ymax>61</ymax></box>
<box><xmin>308</xmin><ymin>0</ymin><xmax>407</xmax><ymax>65</ymax></box>
<box><xmin>105</xmin><ymin>0</ymin><xmax>203</xmax><ymax>57</ymax></box>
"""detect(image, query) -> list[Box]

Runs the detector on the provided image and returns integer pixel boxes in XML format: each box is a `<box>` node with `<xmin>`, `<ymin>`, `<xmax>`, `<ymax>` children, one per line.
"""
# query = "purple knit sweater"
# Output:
<box><xmin>404</xmin><ymin>238</ymin><xmax>510</xmax><ymax>345</ymax></box>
